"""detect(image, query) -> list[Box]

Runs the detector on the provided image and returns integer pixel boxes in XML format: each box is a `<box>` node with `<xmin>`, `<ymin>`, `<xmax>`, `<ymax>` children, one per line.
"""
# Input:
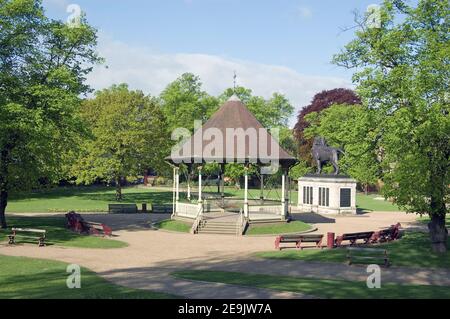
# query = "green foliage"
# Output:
<box><xmin>159</xmin><ymin>73</ymin><xmax>218</xmax><ymax>132</ymax></box>
<box><xmin>72</xmin><ymin>84</ymin><xmax>169</xmax><ymax>199</ymax></box>
<box><xmin>304</xmin><ymin>104</ymin><xmax>380</xmax><ymax>190</ymax></box>
<box><xmin>219</xmin><ymin>87</ymin><xmax>294</xmax><ymax>128</ymax></box>
<box><xmin>0</xmin><ymin>0</ymin><xmax>100</xmax><ymax>227</ymax></box>
<box><xmin>289</xmin><ymin>160</ymin><xmax>312</xmax><ymax>179</ymax></box>
<box><xmin>331</xmin><ymin>0</ymin><xmax>449</xmax><ymax>221</ymax></box>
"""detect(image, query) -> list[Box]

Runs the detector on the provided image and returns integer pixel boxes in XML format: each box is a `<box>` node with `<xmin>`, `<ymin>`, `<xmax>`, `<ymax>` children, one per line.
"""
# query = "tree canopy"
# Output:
<box><xmin>329</xmin><ymin>0</ymin><xmax>449</xmax><ymax>252</ymax></box>
<box><xmin>0</xmin><ymin>0</ymin><xmax>100</xmax><ymax>228</ymax></box>
<box><xmin>293</xmin><ymin>88</ymin><xmax>361</xmax><ymax>165</ymax></box>
<box><xmin>72</xmin><ymin>84</ymin><xmax>169</xmax><ymax>200</ymax></box>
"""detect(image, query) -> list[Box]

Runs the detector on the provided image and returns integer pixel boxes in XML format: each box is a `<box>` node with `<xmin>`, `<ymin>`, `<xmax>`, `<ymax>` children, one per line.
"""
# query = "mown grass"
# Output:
<box><xmin>0</xmin><ymin>255</ymin><xmax>176</xmax><ymax>299</ymax></box>
<box><xmin>154</xmin><ymin>219</ymin><xmax>192</xmax><ymax>233</ymax></box>
<box><xmin>173</xmin><ymin>270</ymin><xmax>450</xmax><ymax>299</ymax></box>
<box><xmin>0</xmin><ymin>216</ymin><xmax>127</xmax><ymax>249</ymax></box>
<box><xmin>255</xmin><ymin>232</ymin><xmax>450</xmax><ymax>269</ymax></box>
<box><xmin>246</xmin><ymin>221</ymin><xmax>312</xmax><ymax>235</ymax></box>
<box><xmin>7</xmin><ymin>186</ymin><xmax>401</xmax><ymax>213</ymax></box>
<box><xmin>7</xmin><ymin>186</ymin><xmax>175</xmax><ymax>213</ymax></box>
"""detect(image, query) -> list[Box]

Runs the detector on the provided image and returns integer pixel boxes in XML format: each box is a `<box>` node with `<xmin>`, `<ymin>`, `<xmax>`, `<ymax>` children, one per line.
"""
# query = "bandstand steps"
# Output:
<box><xmin>197</xmin><ymin>220</ymin><xmax>239</xmax><ymax>235</ymax></box>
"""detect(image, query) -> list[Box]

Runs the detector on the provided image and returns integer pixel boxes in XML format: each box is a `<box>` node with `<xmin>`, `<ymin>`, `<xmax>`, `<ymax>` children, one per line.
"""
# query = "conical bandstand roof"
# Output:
<box><xmin>166</xmin><ymin>95</ymin><xmax>297</xmax><ymax>168</ymax></box>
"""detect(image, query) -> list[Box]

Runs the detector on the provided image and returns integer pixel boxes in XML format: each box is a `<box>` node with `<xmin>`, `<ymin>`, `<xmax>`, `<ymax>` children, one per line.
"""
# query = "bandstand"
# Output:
<box><xmin>165</xmin><ymin>95</ymin><xmax>297</xmax><ymax>235</ymax></box>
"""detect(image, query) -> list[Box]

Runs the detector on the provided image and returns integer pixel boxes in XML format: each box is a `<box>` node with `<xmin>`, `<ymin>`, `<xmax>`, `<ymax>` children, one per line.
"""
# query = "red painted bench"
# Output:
<box><xmin>275</xmin><ymin>234</ymin><xmax>324</xmax><ymax>250</ymax></box>
<box><xmin>86</xmin><ymin>222</ymin><xmax>113</xmax><ymax>237</ymax></box>
<box><xmin>335</xmin><ymin>231</ymin><xmax>375</xmax><ymax>247</ymax></box>
<box><xmin>371</xmin><ymin>223</ymin><xmax>402</xmax><ymax>243</ymax></box>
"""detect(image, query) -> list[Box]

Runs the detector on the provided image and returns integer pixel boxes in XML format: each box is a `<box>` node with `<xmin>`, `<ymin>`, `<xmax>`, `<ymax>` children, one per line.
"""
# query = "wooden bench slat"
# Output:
<box><xmin>275</xmin><ymin>234</ymin><xmax>324</xmax><ymax>250</ymax></box>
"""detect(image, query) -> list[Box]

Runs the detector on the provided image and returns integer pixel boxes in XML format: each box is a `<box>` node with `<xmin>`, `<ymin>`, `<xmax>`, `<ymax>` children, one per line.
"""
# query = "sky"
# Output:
<box><xmin>42</xmin><ymin>0</ymin><xmax>387</xmax><ymax>126</ymax></box>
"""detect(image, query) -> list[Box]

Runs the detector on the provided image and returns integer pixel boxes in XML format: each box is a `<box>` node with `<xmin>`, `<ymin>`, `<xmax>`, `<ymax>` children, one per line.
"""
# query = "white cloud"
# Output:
<box><xmin>87</xmin><ymin>35</ymin><xmax>352</xmax><ymax>127</ymax></box>
<box><xmin>43</xmin><ymin>0</ymin><xmax>70</xmax><ymax>9</ymax></box>
<box><xmin>297</xmin><ymin>6</ymin><xmax>313</xmax><ymax>19</ymax></box>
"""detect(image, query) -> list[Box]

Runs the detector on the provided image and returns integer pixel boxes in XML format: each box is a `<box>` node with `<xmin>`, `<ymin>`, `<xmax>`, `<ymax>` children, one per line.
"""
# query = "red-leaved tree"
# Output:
<box><xmin>293</xmin><ymin>88</ymin><xmax>361</xmax><ymax>164</ymax></box>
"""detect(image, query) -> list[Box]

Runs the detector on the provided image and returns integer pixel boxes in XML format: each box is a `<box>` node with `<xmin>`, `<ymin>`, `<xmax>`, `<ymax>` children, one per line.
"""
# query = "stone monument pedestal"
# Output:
<box><xmin>298</xmin><ymin>174</ymin><xmax>357</xmax><ymax>215</ymax></box>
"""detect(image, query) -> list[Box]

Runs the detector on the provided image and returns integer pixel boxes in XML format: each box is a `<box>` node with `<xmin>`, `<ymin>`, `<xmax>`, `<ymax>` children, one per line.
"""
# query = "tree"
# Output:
<box><xmin>0</xmin><ymin>0</ymin><xmax>100</xmax><ymax>228</ymax></box>
<box><xmin>304</xmin><ymin>104</ymin><xmax>380</xmax><ymax>194</ymax></box>
<box><xmin>293</xmin><ymin>88</ymin><xmax>361</xmax><ymax>165</ymax></box>
<box><xmin>159</xmin><ymin>73</ymin><xmax>218</xmax><ymax>132</ymax></box>
<box><xmin>333</xmin><ymin>0</ymin><xmax>449</xmax><ymax>252</ymax></box>
<box><xmin>219</xmin><ymin>87</ymin><xmax>294</xmax><ymax>128</ymax></box>
<box><xmin>218</xmin><ymin>87</ymin><xmax>295</xmax><ymax>184</ymax></box>
<box><xmin>72</xmin><ymin>84</ymin><xmax>169</xmax><ymax>200</ymax></box>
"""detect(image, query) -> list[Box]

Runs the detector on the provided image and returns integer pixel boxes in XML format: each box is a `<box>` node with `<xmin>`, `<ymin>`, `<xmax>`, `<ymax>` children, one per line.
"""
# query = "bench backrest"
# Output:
<box><xmin>342</xmin><ymin>231</ymin><xmax>374</xmax><ymax>240</ymax></box>
<box><xmin>151</xmin><ymin>205</ymin><xmax>172</xmax><ymax>213</ymax></box>
<box><xmin>280</xmin><ymin>234</ymin><xmax>323</xmax><ymax>242</ymax></box>
<box><xmin>347</xmin><ymin>247</ymin><xmax>387</xmax><ymax>254</ymax></box>
<box><xmin>12</xmin><ymin>228</ymin><xmax>46</xmax><ymax>234</ymax></box>
<box><xmin>108</xmin><ymin>204</ymin><xmax>138</xmax><ymax>214</ymax></box>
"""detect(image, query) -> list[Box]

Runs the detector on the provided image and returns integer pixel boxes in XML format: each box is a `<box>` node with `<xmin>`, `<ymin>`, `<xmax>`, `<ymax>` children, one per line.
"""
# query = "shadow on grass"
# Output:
<box><xmin>0</xmin><ymin>216</ymin><xmax>127</xmax><ymax>249</ymax></box>
<box><xmin>256</xmin><ymin>232</ymin><xmax>450</xmax><ymax>269</ymax></box>
<box><xmin>0</xmin><ymin>255</ymin><xmax>176</xmax><ymax>299</ymax></box>
<box><xmin>172</xmin><ymin>270</ymin><xmax>450</xmax><ymax>299</ymax></box>
<box><xmin>9</xmin><ymin>186</ymin><xmax>175</xmax><ymax>205</ymax></box>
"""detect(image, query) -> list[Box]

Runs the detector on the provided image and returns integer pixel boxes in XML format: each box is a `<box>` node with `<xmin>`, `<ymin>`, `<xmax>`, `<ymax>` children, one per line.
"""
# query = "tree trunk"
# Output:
<box><xmin>428</xmin><ymin>213</ymin><xmax>448</xmax><ymax>254</ymax></box>
<box><xmin>0</xmin><ymin>190</ymin><xmax>7</xmax><ymax>229</ymax></box>
<box><xmin>115</xmin><ymin>177</ymin><xmax>123</xmax><ymax>201</ymax></box>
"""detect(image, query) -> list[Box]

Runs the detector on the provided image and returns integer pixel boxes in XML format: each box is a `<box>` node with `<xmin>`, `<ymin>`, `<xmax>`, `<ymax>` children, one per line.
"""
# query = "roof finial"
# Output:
<box><xmin>227</xmin><ymin>71</ymin><xmax>241</xmax><ymax>102</ymax></box>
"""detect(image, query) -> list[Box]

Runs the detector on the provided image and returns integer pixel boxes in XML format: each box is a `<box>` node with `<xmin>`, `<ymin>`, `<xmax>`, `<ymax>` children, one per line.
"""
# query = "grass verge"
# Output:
<box><xmin>0</xmin><ymin>255</ymin><xmax>176</xmax><ymax>299</ymax></box>
<box><xmin>154</xmin><ymin>219</ymin><xmax>192</xmax><ymax>233</ymax></box>
<box><xmin>246</xmin><ymin>221</ymin><xmax>312</xmax><ymax>235</ymax></box>
<box><xmin>0</xmin><ymin>216</ymin><xmax>127</xmax><ymax>249</ymax></box>
<box><xmin>255</xmin><ymin>232</ymin><xmax>450</xmax><ymax>269</ymax></box>
<box><xmin>173</xmin><ymin>270</ymin><xmax>450</xmax><ymax>299</ymax></box>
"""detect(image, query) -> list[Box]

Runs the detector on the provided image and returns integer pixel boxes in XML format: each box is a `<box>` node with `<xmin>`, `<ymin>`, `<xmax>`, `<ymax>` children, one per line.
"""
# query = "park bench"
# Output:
<box><xmin>151</xmin><ymin>204</ymin><xmax>172</xmax><ymax>214</ymax></box>
<box><xmin>66</xmin><ymin>212</ymin><xmax>112</xmax><ymax>236</ymax></box>
<box><xmin>66</xmin><ymin>212</ymin><xmax>89</xmax><ymax>233</ymax></box>
<box><xmin>275</xmin><ymin>234</ymin><xmax>324</xmax><ymax>250</ymax></box>
<box><xmin>8</xmin><ymin>228</ymin><xmax>46</xmax><ymax>247</ymax></box>
<box><xmin>108</xmin><ymin>203</ymin><xmax>138</xmax><ymax>214</ymax></box>
<box><xmin>335</xmin><ymin>231</ymin><xmax>375</xmax><ymax>247</ymax></box>
<box><xmin>347</xmin><ymin>247</ymin><xmax>390</xmax><ymax>267</ymax></box>
<box><xmin>371</xmin><ymin>223</ymin><xmax>402</xmax><ymax>243</ymax></box>
<box><xmin>85</xmin><ymin>221</ymin><xmax>113</xmax><ymax>237</ymax></box>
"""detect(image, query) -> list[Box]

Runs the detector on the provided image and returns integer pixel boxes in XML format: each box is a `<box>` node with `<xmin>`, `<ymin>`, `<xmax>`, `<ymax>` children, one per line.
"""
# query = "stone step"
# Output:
<box><xmin>197</xmin><ymin>229</ymin><xmax>238</xmax><ymax>234</ymax></box>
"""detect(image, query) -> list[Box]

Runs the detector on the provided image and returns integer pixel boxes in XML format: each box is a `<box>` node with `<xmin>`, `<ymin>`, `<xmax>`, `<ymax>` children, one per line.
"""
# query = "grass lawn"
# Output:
<box><xmin>355</xmin><ymin>193</ymin><xmax>402</xmax><ymax>212</ymax></box>
<box><xmin>419</xmin><ymin>215</ymin><xmax>450</xmax><ymax>227</ymax></box>
<box><xmin>6</xmin><ymin>185</ymin><xmax>401</xmax><ymax>213</ymax></box>
<box><xmin>172</xmin><ymin>270</ymin><xmax>450</xmax><ymax>299</ymax></box>
<box><xmin>256</xmin><ymin>232</ymin><xmax>450</xmax><ymax>269</ymax></box>
<box><xmin>246</xmin><ymin>221</ymin><xmax>312</xmax><ymax>235</ymax></box>
<box><xmin>154</xmin><ymin>219</ymin><xmax>192</xmax><ymax>233</ymax></box>
<box><xmin>0</xmin><ymin>216</ymin><xmax>127</xmax><ymax>249</ymax></box>
<box><xmin>0</xmin><ymin>255</ymin><xmax>175</xmax><ymax>299</ymax></box>
<box><xmin>7</xmin><ymin>186</ymin><xmax>174</xmax><ymax>213</ymax></box>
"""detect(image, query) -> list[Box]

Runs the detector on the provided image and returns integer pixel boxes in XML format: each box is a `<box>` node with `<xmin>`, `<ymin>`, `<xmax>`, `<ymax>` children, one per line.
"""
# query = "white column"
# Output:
<box><xmin>281</xmin><ymin>173</ymin><xmax>286</xmax><ymax>219</ymax></box>
<box><xmin>298</xmin><ymin>179</ymin><xmax>301</xmax><ymax>208</ymax></box>
<box><xmin>172</xmin><ymin>167</ymin><xmax>176</xmax><ymax>218</ymax></box>
<box><xmin>175</xmin><ymin>168</ymin><xmax>180</xmax><ymax>213</ymax></box>
<box><xmin>198</xmin><ymin>168</ymin><xmax>202</xmax><ymax>203</ymax></box>
<box><xmin>244</xmin><ymin>167</ymin><xmax>249</xmax><ymax>218</ymax></box>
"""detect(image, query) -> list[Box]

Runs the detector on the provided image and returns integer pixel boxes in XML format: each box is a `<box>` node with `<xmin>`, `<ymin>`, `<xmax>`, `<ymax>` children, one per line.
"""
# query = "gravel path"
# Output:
<box><xmin>1</xmin><ymin>211</ymin><xmax>438</xmax><ymax>299</ymax></box>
